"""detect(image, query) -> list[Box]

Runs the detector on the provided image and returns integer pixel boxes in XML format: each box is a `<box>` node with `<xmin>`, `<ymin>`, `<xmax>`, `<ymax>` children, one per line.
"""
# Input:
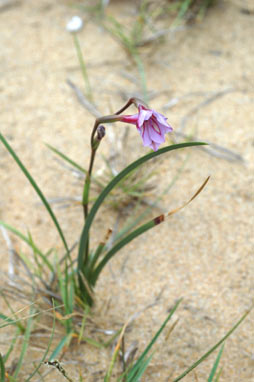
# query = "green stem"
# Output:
<box><xmin>73</xmin><ymin>33</ymin><xmax>93</xmax><ymax>102</ymax></box>
<box><xmin>134</xmin><ymin>53</ymin><xmax>147</xmax><ymax>104</ymax></box>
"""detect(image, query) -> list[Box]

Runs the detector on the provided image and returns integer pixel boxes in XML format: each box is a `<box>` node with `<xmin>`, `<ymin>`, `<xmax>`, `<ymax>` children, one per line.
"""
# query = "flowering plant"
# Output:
<box><xmin>0</xmin><ymin>97</ymin><xmax>208</xmax><ymax>308</ymax></box>
<box><xmin>77</xmin><ymin>97</ymin><xmax>208</xmax><ymax>305</ymax></box>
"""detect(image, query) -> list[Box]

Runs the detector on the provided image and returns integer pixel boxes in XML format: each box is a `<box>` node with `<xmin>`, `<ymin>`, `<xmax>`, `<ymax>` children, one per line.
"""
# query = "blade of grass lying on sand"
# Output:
<box><xmin>173</xmin><ymin>309</ymin><xmax>251</xmax><ymax>381</ymax></box>
<box><xmin>0</xmin><ymin>133</ymin><xmax>69</xmax><ymax>253</ymax></box>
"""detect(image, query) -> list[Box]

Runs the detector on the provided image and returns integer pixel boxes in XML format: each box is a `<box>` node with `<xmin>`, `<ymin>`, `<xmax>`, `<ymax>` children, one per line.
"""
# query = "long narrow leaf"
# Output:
<box><xmin>13</xmin><ymin>306</ymin><xmax>34</xmax><ymax>379</ymax></box>
<box><xmin>3</xmin><ymin>328</ymin><xmax>20</xmax><ymax>363</ymax></box>
<box><xmin>46</xmin><ymin>143</ymin><xmax>104</xmax><ymax>188</ymax></box>
<box><xmin>0</xmin><ymin>313</ymin><xmax>17</xmax><ymax>328</ymax></box>
<box><xmin>78</xmin><ymin>142</ymin><xmax>206</xmax><ymax>273</ymax></box>
<box><xmin>49</xmin><ymin>332</ymin><xmax>73</xmax><ymax>361</ymax></box>
<box><xmin>0</xmin><ymin>133</ymin><xmax>69</xmax><ymax>253</ymax></box>
<box><xmin>46</xmin><ymin>143</ymin><xmax>86</xmax><ymax>173</ymax></box>
<box><xmin>124</xmin><ymin>299</ymin><xmax>182</xmax><ymax>381</ymax></box>
<box><xmin>173</xmin><ymin>309</ymin><xmax>250</xmax><ymax>381</ymax></box>
<box><xmin>92</xmin><ymin>176</ymin><xmax>209</xmax><ymax>284</ymax></box>
<box><xmin>208</xmin><ymin>344</ymin><xmax>224</xmax><ymax>382</ymax></box>
<box><xmin>0</xmin><ymin>354</ymin><xmax>5</xmax><ymax>382</ymax></box>
<box><xmin>25</xmin><ymin>308</ymin><xmax>56</xmax><ymax>382</ymax></box>
<box><xmin>127</xmin><ymin>354</ymin><xmax>153</xmax><ymax>382</ymax></box>
<box><xmin>0</xmin><ymin>221</ymin><xmax>54</xmax><ymax>273</ymax></box>
<box><xmin>114</xmin><ymin>153</ymin><xmax>189</xmax><ymax>243</ymax></box>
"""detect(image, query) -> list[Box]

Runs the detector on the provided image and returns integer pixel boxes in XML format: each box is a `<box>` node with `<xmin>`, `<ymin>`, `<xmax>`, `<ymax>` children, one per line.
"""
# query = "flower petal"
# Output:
<box><xmin>141</xmin><ymin>125</ymin><xmax>152</xmax><ymax>147</ymax></box>
<box><xmin>148</xmin><ymin>125</ymin><xmax>165</xmax><ymax>144</ymax></box>
<box><xmin>137</xmin><ymin>107</ymin><xmax>153</xmax><ymax>128</ymax></box>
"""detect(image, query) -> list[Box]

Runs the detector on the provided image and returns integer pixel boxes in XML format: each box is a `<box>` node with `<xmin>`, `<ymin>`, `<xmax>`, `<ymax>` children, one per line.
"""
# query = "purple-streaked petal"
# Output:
<box><xmin>141</xmin><ymin>125</ymin><xmax>152</xmax><ymax>147</ymax></box>
<box><xmin>153</xmin><ymin>111</ymin><xmax>173</xmax><ymax>129</ymax></box>
<box><xmin>138</xmin><ymin>108</ymin><xmax>153</xmax><ymax>128</ymax></box>
<box><xmin>157</xmin><ymin>122</ymin><xmax>173</xmax><ymax>134</ymax></box>
<box><xmin>151</xmin><ymin>141</ymin><xmax>160</xmax><ymax>151</ymax></box>
<box><xmin>148</xmin><ymin>125</ymin><xmax>165</xmax><ymax>143</ymax></box>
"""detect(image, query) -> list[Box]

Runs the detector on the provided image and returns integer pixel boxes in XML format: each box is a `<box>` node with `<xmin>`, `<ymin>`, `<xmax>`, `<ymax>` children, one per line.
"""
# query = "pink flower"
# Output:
<box><xmin>120</xmin><ymin>105</ymin><xmax>173</xmax><ymax>151</ymax></box>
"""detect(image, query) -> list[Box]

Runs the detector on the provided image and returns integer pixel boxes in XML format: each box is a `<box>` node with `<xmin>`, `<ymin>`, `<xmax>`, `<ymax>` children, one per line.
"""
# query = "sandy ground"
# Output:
<box><xmin>0</xmin><ymin>0</ymin><xmax>253</xmax><ymax>381</ymax></box>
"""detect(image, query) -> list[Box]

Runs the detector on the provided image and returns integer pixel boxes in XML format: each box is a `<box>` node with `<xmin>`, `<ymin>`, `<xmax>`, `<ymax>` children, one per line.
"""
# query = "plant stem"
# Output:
<box><xmin>73</xmin><ymin>33</ymin><xmax>93</xmax><ymax>103</ymax></box>
<box><xmin>80</xmin><ymin>100</ymin><xmax>138</xmax><ymax>282</ymax></box>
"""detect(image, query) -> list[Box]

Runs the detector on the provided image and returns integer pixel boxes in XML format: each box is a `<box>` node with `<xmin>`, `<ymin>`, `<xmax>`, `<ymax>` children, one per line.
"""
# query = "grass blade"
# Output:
<box><xmin>92</xmin><ymin>176</ymin><xmax>209</xmax><ymax>284</ymax></box>
<box><xmin>127</xmin><ymin>354</ymin><xmax>153</xmax><ymax>382</ymax></box>
<box><xmin>0</xmin><ymin>133</ymin><xmax>69</xmax><ymax>253</ymax></box>
<box><xmin>173</xmin><ymin>309</ymin><xmax>251</xmax><ymax>381</ymax></box>
<box><xmin>46</xmin><ymin>143</ymin><xmax>86</xmax><ymax>173</ymax></box>
<box><xmin>3</xmin><ymin>328</ymin><xmax>20</xmax><ymax>363</ymax></box>
<box><xmin>13</xmin><ymin>306</ymin><xmax>34</xmax><ymax>380</ymax></box>
<box><xmin>25</xmin><ymin>307</ymin><xmax>56</xmax><ymax>382</ymax></box>
<box><xmin>0</xmin><ymin>221</ymin><xmax>54</xmax><ymax>273</ymax></box>
<box><xmin>208</xmin><ymin>344</ymin><xmax>224</xmax><ymax>382</ymax></box>
<box><xmin>0</xmin><ymin>313</ymin><xmax>18</xmax><ymax>329</ymax></box>
<box><xmin>78</xmin><ymin>142</ymin><xmax>207</xmax><ymax>274</ymax></box>
<box><xmin>0</xmin><ymin>354</ymin><xmax>5</xmax><ymax>382</ymax></box>
<box><xmin>123</xmin><ymin>299</ymin><xmax>182</xmax><ymax>381</ymax></box>
<box><xmin>46</xmin><ymin>143</ymin><xmax>105</xmax><ymax>188</ymax></box>
<box><xmin>49</xmin><ymin>332</ymin><xmax>73</xmax><ymax>361</ymax></box>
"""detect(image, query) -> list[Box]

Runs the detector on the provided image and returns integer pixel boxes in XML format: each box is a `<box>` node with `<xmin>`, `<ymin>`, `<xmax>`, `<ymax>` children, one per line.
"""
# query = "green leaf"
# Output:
<box><xmin>49</xmin><ymin>332</ymin><xmax>73</xmax><ymax>361</ymax></box>
<box><xmin>173</xmin><ymin>309</ymin><xmax>250</xmax><ymax>381</ymax></box>
<box><xmin>208</xmin><ymin>344</ymin><xmax>224</xmax><ymax>382</ymax></box>
<box><xmin>122</xmin><ymin>299</ymin><xmax>182</xmax><ymax>382</ymax></box>
<box><xmin>0</xmin><ymin>133</ymin><xmax>69</xmax><ymax>253</ymax></box>
<box><xmin>78</xmin><ymin>142</ymin><xmax>206</xmax><ymax>275</ymax></box>
<box><xmin>92</xmin><ymin>175</ymin><xmax>209</xmax><ymax>284</ymax></box>
<box><xmin>0</xmin><ymin>313</ymin><xmax>17</xmax><ymax>329</ymax></box>
<box><xmin>92</xmin><ymin>219</ymin><xmax>154</xmax><ymax>284</ymax></box>
<box><xmin>13</xmin><ymin>306</ymin><xmax>34</xmax><ymax>380</ymax></box>
<box><xmin>0</xmin><ymin>221</ymin><xmax>54</xmax><ymax>273</ymax></box>
<box><xmin>0</xmin><ymin>354</ymin><xmax>5</xmax><ymax>382</ymax></box>
<box><xmin>46</xmin><ymin>143</ymin><xmax>104</xmax><ymax>188</ymax></box>
<box><xmin>25</xmin><ymin>308</ymin><xmax>55</xmax><ymax>382</ymax></box>
<box><xmin>46</xmin><ymin>143</ymin><xmax>86</xmax><ymax>173</ymax></box>
<box><xmin>3</xmin><ymin>328</ymin><xmax>20</xmax><ymax>363</ymax></box>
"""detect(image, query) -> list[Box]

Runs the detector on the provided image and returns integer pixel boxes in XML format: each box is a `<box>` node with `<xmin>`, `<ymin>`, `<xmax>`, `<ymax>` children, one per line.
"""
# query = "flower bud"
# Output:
<box><xmin>96</xmin><ymin>125</ymin><xmax>106</xmax><ymax>141</ymax></box>
<box><xmin>92</xmin><ymin>125</ymin><xmax>106</xmax><ymax>150</ymax></box>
